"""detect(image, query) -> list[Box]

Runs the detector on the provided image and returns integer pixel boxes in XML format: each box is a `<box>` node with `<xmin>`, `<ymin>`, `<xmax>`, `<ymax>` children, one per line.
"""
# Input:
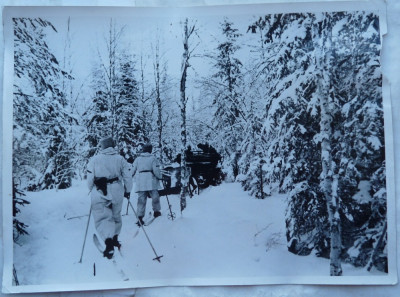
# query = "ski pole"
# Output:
<box><xmin>162</xmin><ymin>179</ymin><xmax>176</xmax><ymax>221</ymax></box>
<box><xmin>165</xmin><ymin>195</ymin><xmax>176</xmax><ymax>220</ymax></box>
<box><xmin>78</xmin><ymin>207</ymin><xmax>92</xmax><ymax>263</ymax></box>
<box><xmin>128</xmin><ymin>201</ymin><xmax>163</xmax><ymax>262</ymax></box>
<box><xmin>67</xmin><ymin>214</ymin><xmax>89</xmax><ymax>220</ymax></box>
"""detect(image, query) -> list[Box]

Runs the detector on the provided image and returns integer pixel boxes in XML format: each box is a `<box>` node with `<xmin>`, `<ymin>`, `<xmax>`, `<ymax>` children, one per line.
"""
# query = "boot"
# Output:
<box><xmin>112</xmin><ymin>234</ymin><xmax>121</xmax><ymax>250</ymax></box>
<box><xmin>154</xmin><ymin>211</ymin><xmax>162</xmax><ymax>218</ymax></box>
<box><xmin>136</xmin><ymin>216</ymin><xmax>145</xmax><ymax>227</ymax></box>
<box><xmin>103</xmin><ymin>238</ymin><xmax>115</xmax><ymax>259</ymax></box>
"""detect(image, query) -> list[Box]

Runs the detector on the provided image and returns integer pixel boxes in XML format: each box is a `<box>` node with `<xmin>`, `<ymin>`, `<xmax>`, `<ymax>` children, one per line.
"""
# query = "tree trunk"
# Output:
<box><xmin>139</xmin><ymin>54</ymin><xmax>150</xmax><ymax>141</ymax></box>
<box><xmin>179</xmin><ymin>18</ymin><xmax>196</xmax><ymax>212</ymax></box>
<box><xmin>154</xmin><ymin>41</ymin><xmax>163</xmax><ymax>162</ymax></box>
<box><xmin>179</xmin><ymin>18</ymin><xmax>189</xmax><ymax>212</ymax></box>
<box><xmin>315</xmin><ymin>13</ymin><xmax>342</xmax><ymax>276</ymax></box>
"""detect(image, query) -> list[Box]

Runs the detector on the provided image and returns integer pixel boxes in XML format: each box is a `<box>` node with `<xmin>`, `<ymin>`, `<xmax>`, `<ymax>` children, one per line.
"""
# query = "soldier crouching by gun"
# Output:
<box><xmin>87</xmin><ymin>136</ymin><xmax>133</xmax><ymax>259</ymax></box>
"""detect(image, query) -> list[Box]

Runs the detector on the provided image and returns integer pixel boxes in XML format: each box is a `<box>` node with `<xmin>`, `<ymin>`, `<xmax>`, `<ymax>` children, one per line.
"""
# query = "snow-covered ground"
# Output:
<box><xmin>13</xmin><ymin>180</ymin><xmax>384</xmax><ymax>289</ymax></box>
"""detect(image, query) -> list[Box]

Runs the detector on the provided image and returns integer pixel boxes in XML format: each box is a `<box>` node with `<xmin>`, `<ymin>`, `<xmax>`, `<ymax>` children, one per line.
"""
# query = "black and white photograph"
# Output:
<box><xmin>1</xmin><ymin>0</ymin><xmax>397</xmax><ymax>293</ymax></box>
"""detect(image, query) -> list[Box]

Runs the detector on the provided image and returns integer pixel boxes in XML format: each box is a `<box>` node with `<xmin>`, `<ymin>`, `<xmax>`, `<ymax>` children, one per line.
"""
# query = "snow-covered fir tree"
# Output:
<box><xmin>244</xmin><ymin>11</ymin><xmax>386</xmax><ymax>272</ymax></box>
<box><xmin>208</xmin><ymin>18</ymin><xmax>245</xmax><ymax>181</ymax></box>
<box><xmin>13</xmin><ymin>18</ymin><xmax>75</xmax><ymax>190</ymax></box>
<box><xmin>236</xmin><ymin>93</ymin><xmax>267</xmax><ymax>199</ymax></box>
<box><xmin>240</xmin><ymin>14</ymin><xmax>315</xmax><ymax>199</ymax></box>
<box><xmin>116</xmin><ymin>51</ymin><xmax>147</xmax><ymax>163</ymax></box>
<box><xmin>38</xmin><ymin>100</ymin><xmax>76</xmax><ymax>190</ymax></box>
<box><xmin>243</xmin><ymin>14</ymin><xmax>327</xmax><ymax>249</ymax></box>
<box><xmin>12</xmin><ymin>179</ymin><xmax>30</xmax><ymax>241</ymax></box>
<box><xmin>329</xmin><ymin>11</ymin><xmax>386</xmax><ymax>272</ymax></box>
<box><xmin>83</xmin><ymin>19</ymin><xmax>122</xmax><ymax>154</ymax></box>
<box><xmin>83</xmin><ymin>20</ymin><xmax>148</xmax><ymax>162</ymax></box>
<box><xmin>83</xmin><ymin>86</ymin><xmax>110</xmax><ymax>160</ymax></box>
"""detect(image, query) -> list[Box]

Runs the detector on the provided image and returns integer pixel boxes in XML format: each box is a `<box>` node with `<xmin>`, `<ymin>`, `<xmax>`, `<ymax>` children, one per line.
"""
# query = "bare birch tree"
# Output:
<box><xmin>179</xmin><ymin>18</ymin><xmax>197</xmax><ymax>212</ymax></box>
<box><xmin>139</xmin><ymin>53</ymin><xmax>152</xmax><ymax>142</ymax></box>
<box><xmin>152</xmin><ymin>33</ymin><xmax>170</xmax><ymax>162</ymax></box>
<box><xmin>313</xmin><ymin>13</ymin><xmax>342</xmax><ymax>276</ymax></box>
<box><xmin>154</xmin><ymin>41</ymin><xmax>163</xmax><ymax>161</ymax></box>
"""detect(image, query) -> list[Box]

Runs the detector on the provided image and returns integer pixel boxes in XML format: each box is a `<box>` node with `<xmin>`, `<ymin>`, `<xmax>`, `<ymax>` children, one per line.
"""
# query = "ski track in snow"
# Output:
<box><xmin>13</xmin><ymin>180</ymin><xmax>384</xmax><ymax>287</ymax></box>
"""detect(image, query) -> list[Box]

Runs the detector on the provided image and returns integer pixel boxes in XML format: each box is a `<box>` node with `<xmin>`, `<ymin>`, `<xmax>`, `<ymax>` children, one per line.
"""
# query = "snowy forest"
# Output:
<box><xmin>11</xmin><ymin>8</ymin><xmax>387</xmax><ymax>280</ymax></box>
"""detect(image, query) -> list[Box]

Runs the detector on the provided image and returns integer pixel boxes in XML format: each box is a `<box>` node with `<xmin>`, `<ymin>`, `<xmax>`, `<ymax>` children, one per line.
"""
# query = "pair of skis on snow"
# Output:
<box><xmin>92</xmin><ymin>215</ymin><xmax>159</xmax><ymax>258</ymax></box>
<box><xmin>91</xmin><ymin>202</ymin><xmax>164</xmax><ymax>283</ymax></box>
<box><xmin>78</xmin><ymin>201</ymin><xmax>165</xmax><ymax>281</ymax></box>
<box><xmin>93</xmin><ymin>208</ymin><xmax>163</xmax><ymax>262</ymax></box>
<box><xmin>92</xmin><ymin>234</ymin><xmax>129</xmax><ymax>281</ymax></box>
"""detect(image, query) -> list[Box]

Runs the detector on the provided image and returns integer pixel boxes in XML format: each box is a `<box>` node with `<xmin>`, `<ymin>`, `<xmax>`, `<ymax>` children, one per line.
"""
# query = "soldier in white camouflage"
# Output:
<box><xmin>131</xmin><ymin>143</ymin><xmax>162</xmax><ymax>226</ymax></box>
<box><xmin>87</xmin><ymin>136</ymin><xmax>133</xmax><ymax>259</ymax></box>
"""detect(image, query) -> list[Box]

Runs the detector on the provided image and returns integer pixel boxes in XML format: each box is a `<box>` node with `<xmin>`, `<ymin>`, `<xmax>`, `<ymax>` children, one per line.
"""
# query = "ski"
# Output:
<box><xmin>135</xmin><ymin>212</ymin><xmax>158</xmax><ymax>227</ymax></box>
<box><xmin>92</xmin><ymin>234</ymin><xmax>129</xmax><ymax>281</ymax></box>
<box><xmin>134</xmin><ymin>217</ymin><xmax>156</xmax><ymax>229</ymax></box>
<box><xmin>145</xmin><ymin>210</ymin><xmax>163</xmax><ymax>226</ymax></box>
<box><xmin>144</xmin><ymin>217</ymin><xmax>157</xmax><ymax>226</ymax></box>
<box><xmin>92</xmin><ymin>233</ymin><xmax>104</xmax><ymax>254</ymax></box>
<box><xmin>132</xmin><ymin>228</ymin><xmax>140</xmax><ymax>238</ymax></box>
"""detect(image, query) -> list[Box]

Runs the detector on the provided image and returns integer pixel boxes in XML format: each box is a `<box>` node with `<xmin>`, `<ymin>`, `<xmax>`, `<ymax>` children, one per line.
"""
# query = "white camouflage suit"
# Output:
<box><xmin>131</xmin><ymin>152</ymin><xmax>162</xmax><ymax>217</ymax></box>
<box><xmin>87</xmin><ymin>147</ymin><xmax>133</xmax><ymax>241</ymax></box>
